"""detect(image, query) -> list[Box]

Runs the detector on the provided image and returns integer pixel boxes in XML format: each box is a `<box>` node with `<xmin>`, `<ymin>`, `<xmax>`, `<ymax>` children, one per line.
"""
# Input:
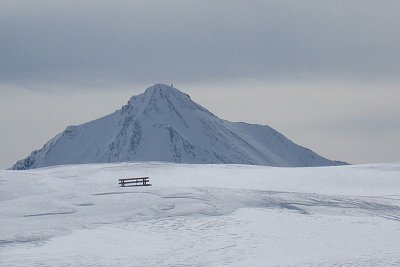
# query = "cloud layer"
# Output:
<box><xmin>1</xmin><ymin>0</ymin><xmax>399</xmax><ymax>85</ymax></box>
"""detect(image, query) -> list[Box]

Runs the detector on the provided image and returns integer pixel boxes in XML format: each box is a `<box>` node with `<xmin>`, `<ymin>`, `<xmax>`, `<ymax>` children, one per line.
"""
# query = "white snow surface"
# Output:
<box><xmin>1</xmin><ymin>162</ymin><xmax>400</xmax><ymax>266</ymax></box>
<box><xmin>12</xmin><ymin>83</ymin><xmax>343</xmax><ymax>170</ymax></box>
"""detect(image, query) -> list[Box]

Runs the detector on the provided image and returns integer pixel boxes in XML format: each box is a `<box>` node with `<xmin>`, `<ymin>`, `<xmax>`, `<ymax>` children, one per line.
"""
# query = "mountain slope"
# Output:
<box><xmin>12</xmin><ymin>83</ymin><xmax>344</xmax><ymax>169</ymax></box>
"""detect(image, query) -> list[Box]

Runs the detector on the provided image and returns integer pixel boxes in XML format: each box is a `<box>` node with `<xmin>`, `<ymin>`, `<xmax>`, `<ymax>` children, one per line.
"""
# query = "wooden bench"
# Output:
<box><xmin>118</xmin><ymin>177</ymin><xmax>151</xmax><ymax>187</ymax></box>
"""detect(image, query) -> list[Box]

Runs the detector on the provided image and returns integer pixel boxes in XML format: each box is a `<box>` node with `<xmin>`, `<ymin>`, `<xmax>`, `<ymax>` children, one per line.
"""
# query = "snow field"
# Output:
<box><xmin>1</xmin><ymin>162</ymin><xmax>400</xmax><ymax>266</ymax></box>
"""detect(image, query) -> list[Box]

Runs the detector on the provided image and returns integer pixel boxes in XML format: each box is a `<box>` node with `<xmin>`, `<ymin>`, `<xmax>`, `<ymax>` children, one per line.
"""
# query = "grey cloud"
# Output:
<box><xmin>1</xmin><ymin>0</ymin><xmax>400</xmax><ymax>87</ymax></box>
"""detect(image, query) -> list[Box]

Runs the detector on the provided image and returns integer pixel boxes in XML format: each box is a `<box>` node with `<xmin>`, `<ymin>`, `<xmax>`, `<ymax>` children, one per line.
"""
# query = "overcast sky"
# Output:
<box><xmin>1</xmin><ymin>0</ymin><xmax>399</xmax><ymax>168</ymax></box>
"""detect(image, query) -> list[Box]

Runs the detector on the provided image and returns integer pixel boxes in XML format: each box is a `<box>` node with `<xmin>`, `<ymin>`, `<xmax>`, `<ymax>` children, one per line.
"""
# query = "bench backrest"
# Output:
<box><xmin>119</xmin><ymin>177</ymin><xmax>149</xmax><ymax>181</ymax></box>
<box><xmin>119</xmin><ymin>177</ymin><xmax>151</xmax><ymax>187</ymax></box>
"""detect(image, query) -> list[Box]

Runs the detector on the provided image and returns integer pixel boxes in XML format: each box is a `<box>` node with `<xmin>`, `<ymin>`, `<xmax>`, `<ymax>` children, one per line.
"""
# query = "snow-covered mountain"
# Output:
<box><xmin>12</xmin><ymin>83</ymin><xmax>344</xmax><ymax>170</ymax></box>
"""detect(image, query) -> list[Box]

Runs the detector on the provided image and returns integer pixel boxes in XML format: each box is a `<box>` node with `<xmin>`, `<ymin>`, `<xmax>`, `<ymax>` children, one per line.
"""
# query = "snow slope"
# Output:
<box><xmin>1</xmin><ymin>162</ymin><xmax>400</xmax><ymax>266</ymax></box>
<box><xmin>12</xmin><ymin>83</ymin><xmax>343</xmax><ymax>170</ymax></box>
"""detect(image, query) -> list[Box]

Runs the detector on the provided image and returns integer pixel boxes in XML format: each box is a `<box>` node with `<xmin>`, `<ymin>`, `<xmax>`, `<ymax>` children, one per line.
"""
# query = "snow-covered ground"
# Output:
<box><xmin>1</xmin><ymin>162</ymin><xmax>400</xmax><ymax>266</ymax></box>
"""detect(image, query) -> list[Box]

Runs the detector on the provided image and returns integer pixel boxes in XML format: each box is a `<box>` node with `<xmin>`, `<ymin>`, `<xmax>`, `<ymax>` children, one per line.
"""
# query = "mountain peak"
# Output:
<box><xmin>145</xmin><ymin>83</ymin><xmax>174</xmax><ymax>92</ymax></box>
<box><xmin>125</xmin><ymin>83</ymin><xmax>204</xmax><ymax>120</ymax></box>
<box><xmin>144</xmin><ymin>83</ymin><xmax>189</xmax><ymax>98</ymax></box>
<box><xmin>128</xmin><ymin>83</ymin><xmax>191</xmax><ymax>107</ymax></box>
